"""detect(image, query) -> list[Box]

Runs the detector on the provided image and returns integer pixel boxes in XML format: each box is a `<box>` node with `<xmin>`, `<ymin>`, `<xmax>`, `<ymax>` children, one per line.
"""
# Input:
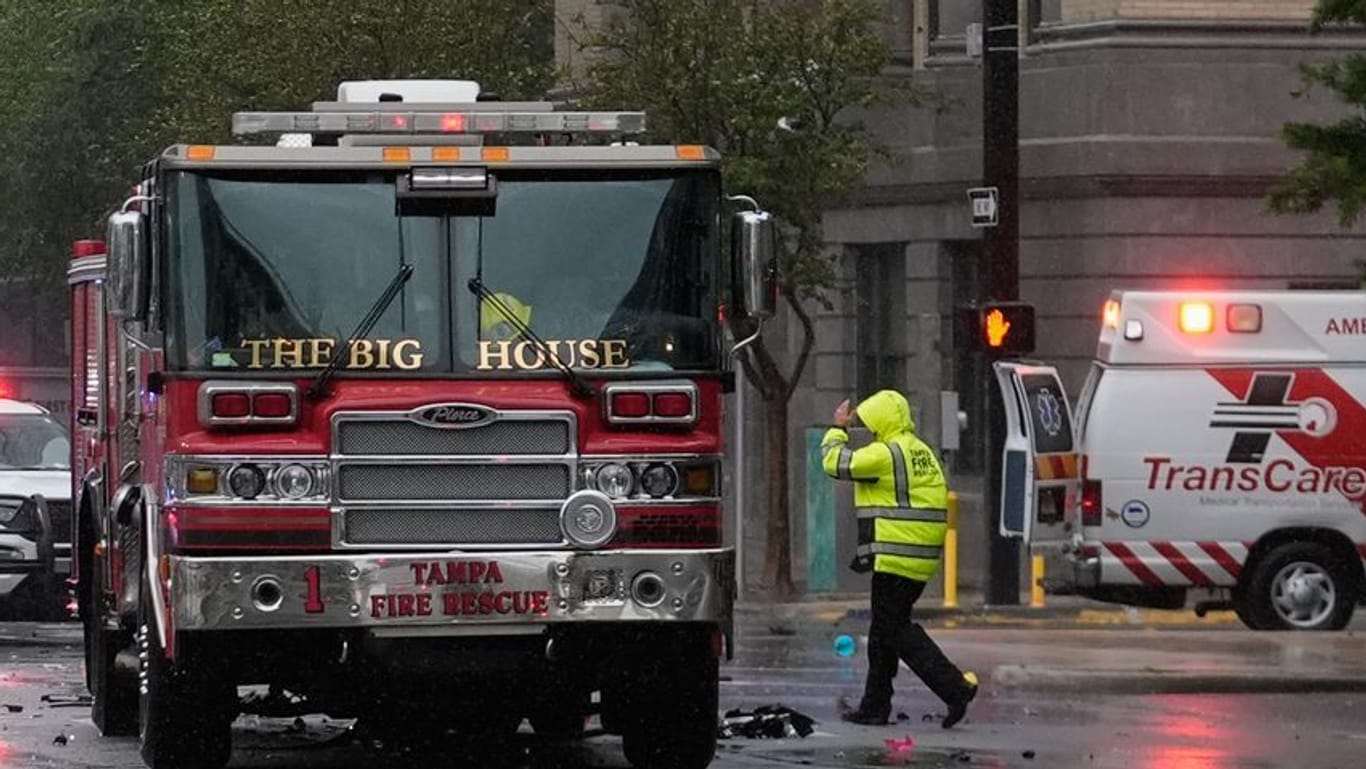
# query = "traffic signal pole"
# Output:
<box><xmin>982</xmin><ymin>0</ymin><xmax>1021</xmax><ymax>606</ymax></box>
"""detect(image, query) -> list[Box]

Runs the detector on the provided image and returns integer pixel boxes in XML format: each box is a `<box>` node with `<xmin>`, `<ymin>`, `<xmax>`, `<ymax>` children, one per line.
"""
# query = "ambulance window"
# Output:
<box><xmin>1019</xmin><ymin>373</ymin><xmax>1072</xmax><ymax>455</ymax></box>
<box><xmin>1073</xmin><ymin>364</ymin><xmax>1103</xmax><ymax>445</ymax></box>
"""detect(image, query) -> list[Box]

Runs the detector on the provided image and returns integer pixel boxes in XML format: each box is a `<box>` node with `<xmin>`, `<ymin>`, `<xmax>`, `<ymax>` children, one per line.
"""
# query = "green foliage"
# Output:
<box><xmin>1312</xmin><ymin>0</ymin><xmax>1366</xmax><ymax>27</ymax></box>
<box><xmin>0</xmin><ymin>0</ymin><xmax>556</xmax><ymax>364</ymax></box>
<box><xmin>1269</xmin><ymin>1</ymin><xmax>1366</xmax><ymax>226</ymax></box>
<box><xmin>580</xmin><ymin>0</ymin><xmax>932</xmax><ymax>304</ymax></box>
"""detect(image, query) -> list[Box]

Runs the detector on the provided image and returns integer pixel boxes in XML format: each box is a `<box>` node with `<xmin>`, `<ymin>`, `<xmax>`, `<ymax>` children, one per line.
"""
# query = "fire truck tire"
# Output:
<box><xmin>621</xmin><ymin>651</ymin><xmax>718</xmax><ymax>769</ymax></box>
<box><xmin>1240</xmin><ymin>542</ymin><xmax>1357</xmax><ymax>631</ymax></box>
<box><xmin>529</xmin><ymin>696</ymin><xmax>589</xmax><ymax>740</ymax></box>
<box><xmin>137</xmin><ymin>588</ymin><xmax>235</xmax><ymax>769</ymax></box>
<box><xmin>79</xmin><ymin>510</ymin><xmax>96</xmax><ymax>692</ymax></box>
<box><xmin>87</xmin><ymin>557</ymin><xmax>136</xmax><ymax>736</ymax></box>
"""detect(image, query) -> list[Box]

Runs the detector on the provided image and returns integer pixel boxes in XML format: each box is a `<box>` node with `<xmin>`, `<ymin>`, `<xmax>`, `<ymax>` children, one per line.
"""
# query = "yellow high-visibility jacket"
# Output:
<box><xmin>822</xmin><ymin>390</ymin><xmax>949</xmax><ymax>582</ymax></box>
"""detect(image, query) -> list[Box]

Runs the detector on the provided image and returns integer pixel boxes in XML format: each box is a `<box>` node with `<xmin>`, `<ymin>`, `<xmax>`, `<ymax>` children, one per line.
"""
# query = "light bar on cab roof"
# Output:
<box><xmin>231</xmin><ymin>110</ymin><xmax>646</xmax><ymax>137</ymax></box>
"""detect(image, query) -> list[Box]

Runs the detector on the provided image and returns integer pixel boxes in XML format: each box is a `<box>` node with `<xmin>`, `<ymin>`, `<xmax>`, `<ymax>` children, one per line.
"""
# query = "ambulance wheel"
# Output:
<box><xmin>87</xmin><ymin>552</ymin><xmax>136</xmax><ymax>736</ymax></box>
<box><xmin>1242</xmin><ymin>542</ymin><xmax>1357</xmax><ymax>631</ymax></box>
<box><xmin>621</xmin><ymin>646</ymin><xmax>718</xmax><ymax>769</ymax></box>
<box><xmin>1230</xmin><ymin>588</ymin><xmax>1264</xmax><ymax>630</ymax></box>
<box><xmin>138</xmin><ymin>582</ymin><xmax>235</xmax><ymax>769</ymax></box>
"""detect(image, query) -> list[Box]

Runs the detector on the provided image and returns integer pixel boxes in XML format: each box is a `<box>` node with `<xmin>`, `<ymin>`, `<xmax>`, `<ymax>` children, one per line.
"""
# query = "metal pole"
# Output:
<box><xmin>983</xmin><ymin>0</ymin><xmax>1021</xmax><ymax>605</ymax></box>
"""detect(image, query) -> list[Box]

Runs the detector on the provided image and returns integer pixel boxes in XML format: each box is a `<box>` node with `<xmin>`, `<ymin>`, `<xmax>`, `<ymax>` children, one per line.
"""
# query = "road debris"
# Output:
<box><xmin>884</xmin><ymin>734</ymin><xmax>915</xmax><ymax>753</ymax></box>
<box><xmin>719</xmin><ymin>705</ymin><xmax>816</xmax><ymax>739</ymax></box>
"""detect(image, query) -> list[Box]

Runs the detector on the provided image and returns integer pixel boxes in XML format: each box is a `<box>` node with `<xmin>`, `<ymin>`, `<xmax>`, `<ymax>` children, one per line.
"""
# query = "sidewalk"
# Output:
<box><xmin>735</xmin><ymin>590</ymin><xmax>1242</xmax><ymax>628</ymax></box>
<box><xmin>0</xmin><ymin>621</ymin><xmax>81</xmax><ymax>647</ymax></box>
<box><xmin>734</xmin><ymin>593</ymin><xmax>1366</xmax><ymax>695</ymax></box>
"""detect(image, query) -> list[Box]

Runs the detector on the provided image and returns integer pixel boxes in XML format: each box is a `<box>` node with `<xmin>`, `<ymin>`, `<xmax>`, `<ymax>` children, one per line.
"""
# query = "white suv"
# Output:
<box><xmin>0</xmin><ymin>399</ymin><xmax>72</xmax><ymax>619</ymax></box>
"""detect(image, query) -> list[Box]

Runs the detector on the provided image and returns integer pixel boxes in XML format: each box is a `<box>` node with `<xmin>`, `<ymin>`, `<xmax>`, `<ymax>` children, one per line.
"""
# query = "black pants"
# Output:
<box><xmin>859</xmin><ymin>571</ymin><xmax>972</xmax><ymax>715</ymax></box>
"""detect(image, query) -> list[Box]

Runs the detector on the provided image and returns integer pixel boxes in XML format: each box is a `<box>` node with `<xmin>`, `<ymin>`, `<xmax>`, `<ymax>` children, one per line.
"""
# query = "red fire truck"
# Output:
<box><xmin>69</xmin><ymin>79</ymin><xmax>774</xmax><ymax>769</ymax></box>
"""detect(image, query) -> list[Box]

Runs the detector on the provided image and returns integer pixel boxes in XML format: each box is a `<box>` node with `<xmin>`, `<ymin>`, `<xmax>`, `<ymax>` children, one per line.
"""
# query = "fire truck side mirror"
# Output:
<box><xmin>731</xmin><ymin>209</ymin><xmax>777</xmax><ymax>321</ymax></box>
<box><xmin>107</xmin><ymin>210</ymin><xmax>149</xmax><ymax>321</ymax></box>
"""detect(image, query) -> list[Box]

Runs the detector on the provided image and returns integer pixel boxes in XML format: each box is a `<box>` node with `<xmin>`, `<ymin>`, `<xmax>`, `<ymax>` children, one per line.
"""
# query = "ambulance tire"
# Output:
<box><xmin>1230</xmin><ymin>589</ymin><xmax>1264</xmax><ymax>631</ymax></box>
<box><xmin>87</xmin><ymin>554</ymin><xmax>136</xmax><ymax>737</ymax></box>
<box><xmin>621</xmin><ymin>648</ymin><xmax>718</xmax><ymax>769</ymax></box>
<box><xmin>137</xmin><ymin>582</ymin><xmax>234</xmax><ymax>769</ymax></box>
<box><xmin>1241</xmin><ymin>542</ymin><xmax>1357</xmax><ymax>631</ymax></box>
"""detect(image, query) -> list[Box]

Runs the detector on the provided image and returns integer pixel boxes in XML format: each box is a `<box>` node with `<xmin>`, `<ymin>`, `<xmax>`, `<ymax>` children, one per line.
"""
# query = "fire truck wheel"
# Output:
<box><xmin>1241</xmin><ymin>541</ymin><xmax>1358</xmax><ymax>631</ymax></box>
<box><xmin>621</xmin><ymin>651</ymin><xmax>718</xmax><ymax>769</ymax></box>
<box><xmin>529</xmin><ymin>695</ymin><xmax>589</xmax><ymax>740</ymax></box>
<box><xmin>87</xmin><ymin>556</ymin><xmax>136</xmax><ymax>736</ymax></box>
<box><xmin>137</xmin><ymin>589</ymin><xmax>235</xmax><ymax>769</ymax></box>
<box><xmin>78</xmin><ymin>511</ymin><xmax>96</xmax><ymax>692</ymax></box>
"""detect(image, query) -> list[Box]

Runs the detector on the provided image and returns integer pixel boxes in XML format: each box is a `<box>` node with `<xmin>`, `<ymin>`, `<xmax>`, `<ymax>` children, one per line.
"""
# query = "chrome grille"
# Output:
<box><xmin>344</xmin><ymin>508</ymin><xmax>563</xmax><ymax>545</ymax></box>
<box><xmin>337</xmin><ymin>464</ymin><xmax>570</xmax><ymax>501</ymax></box>
<box><xmin>337</xmin><ymin>420</ymin><xmax>570</xmax><ymax>456</ymax></box>
<box><xmin>331</xmin><ymin>409</ymin><xmax>576</xmax><ymax>547</ymax></box>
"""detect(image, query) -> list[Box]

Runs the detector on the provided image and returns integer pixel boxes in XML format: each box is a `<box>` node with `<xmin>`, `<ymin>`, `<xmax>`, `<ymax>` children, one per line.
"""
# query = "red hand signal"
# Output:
<box><xmin>985</xmin><ymin>308</ymin><xmax>1011</xmax><ymax>347</ymax></box>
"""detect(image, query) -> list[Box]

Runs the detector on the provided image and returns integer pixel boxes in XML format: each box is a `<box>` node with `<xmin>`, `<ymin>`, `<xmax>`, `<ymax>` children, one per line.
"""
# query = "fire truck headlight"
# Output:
<box><xmin>274</xmin><ymin>464</ymin><xmax>315</xmax><ymax>500</ymax></box>
<box><xmin>640</xmin><ymin>464</ymin><xmax>678</xmax><ymax>499</ymax></box>
<box><xmin>560</xmin><ymin>490</ymin><xmax>616</xmax><ymax>548</ymax></box>
<box><xmin>594</xmin><ymin>463</ymin><xmax>635</xmax><ymax>499</ymax></box>
<box><xmin>227</xmin><ymin>464</ymin><xmax>267</xmax><ymax>500</ymax></box>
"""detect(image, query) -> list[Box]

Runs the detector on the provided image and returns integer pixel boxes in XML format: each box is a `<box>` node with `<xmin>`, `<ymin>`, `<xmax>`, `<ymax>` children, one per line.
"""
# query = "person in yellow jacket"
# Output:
<box><xmin>480</xmin><ymin>292</ymin><xmax>533</xmax><ymax>341</ymax></box>
<box><xmin>822</xmin><ymin>390</ymin><xmax>978</xmax><ymax>728</ymax></box>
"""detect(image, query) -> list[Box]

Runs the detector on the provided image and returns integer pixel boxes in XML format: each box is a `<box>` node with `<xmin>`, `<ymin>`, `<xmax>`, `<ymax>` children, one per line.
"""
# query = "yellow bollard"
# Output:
<box><xmin>943</xmin><ymin>491</ymin><xmax>958</xmax><ymax>608</ymax></box>
<box><xmin>1030</xmin><ymin>553</ymin><xmax>1046</xmax><ymax>608</ymax></box>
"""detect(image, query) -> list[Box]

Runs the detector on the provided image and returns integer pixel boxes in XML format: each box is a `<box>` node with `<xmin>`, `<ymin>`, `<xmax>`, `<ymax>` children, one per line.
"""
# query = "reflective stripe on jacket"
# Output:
<box><xmin>821</xmin><ymin>390</ymin><xmax>949</xmax><ymax>582</ymax></box>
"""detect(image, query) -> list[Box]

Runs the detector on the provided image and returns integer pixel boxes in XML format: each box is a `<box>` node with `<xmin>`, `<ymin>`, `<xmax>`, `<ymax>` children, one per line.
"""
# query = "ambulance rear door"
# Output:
<box><xmin>992</xmin><ymin>362</ymin><xmax>1080</xmax><ymax>549</ymax></box>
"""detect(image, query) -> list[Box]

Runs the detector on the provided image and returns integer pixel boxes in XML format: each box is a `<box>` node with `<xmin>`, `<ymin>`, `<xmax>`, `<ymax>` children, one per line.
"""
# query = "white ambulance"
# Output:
<box><xmin>997</xmin><ymin>290</ymin><xmax>1366</xmax><ymax>630</ymax></box>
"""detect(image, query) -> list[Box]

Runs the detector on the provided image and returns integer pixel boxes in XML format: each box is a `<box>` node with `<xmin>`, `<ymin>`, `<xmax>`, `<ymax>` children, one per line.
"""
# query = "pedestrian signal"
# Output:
<box><xmin>959</xmin><ymin>302</ymin><xmax>1035</xmax><ymax>354</ymax></box>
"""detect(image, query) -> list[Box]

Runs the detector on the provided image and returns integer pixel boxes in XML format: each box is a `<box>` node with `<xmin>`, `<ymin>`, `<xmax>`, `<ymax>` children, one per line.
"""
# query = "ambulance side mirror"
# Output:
<box><xmin>730</xmin><ymin>208</ymin><xmax>777</xmax><ymax>321</ymax></box>
<box><xmin>107</xmin><ymin>210</ymin><xmax>149</xmax><ymax>322</ymax></box>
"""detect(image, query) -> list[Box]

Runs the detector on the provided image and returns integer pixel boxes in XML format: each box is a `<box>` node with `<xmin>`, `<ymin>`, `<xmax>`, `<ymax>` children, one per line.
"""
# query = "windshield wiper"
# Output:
<box><xmin>467</xmin><ymin>277</ymin><xmax>595</xmax><ymax>400</ymax></box>
<box><xmin>306</xmin><ymin>264</ymin><xmax>414</xmax><ymax>400</ymax></box>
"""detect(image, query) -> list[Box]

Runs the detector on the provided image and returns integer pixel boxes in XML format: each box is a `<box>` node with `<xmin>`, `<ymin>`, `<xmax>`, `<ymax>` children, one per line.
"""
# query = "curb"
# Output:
<box><xmin>992</xmin><ymin>664</ymin><xmax>1366</xmax><ymax>694</ymax></box>
<box><xmin>737</xmin><ymin>601</ymin><xmax>1239</xmax><ymax>628</ymax></box>
<box><xmin>0</xmin><ymin>623</ymin><xmax>82</xmax><ymax>648</ymax></box>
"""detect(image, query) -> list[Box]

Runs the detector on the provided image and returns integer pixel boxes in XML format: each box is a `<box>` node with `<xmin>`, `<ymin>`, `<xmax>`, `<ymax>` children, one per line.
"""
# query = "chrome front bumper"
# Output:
<box><xmin>170</xmin><ymin>548</ymin><xmax>734</xmax><ymax>632</ymax></box>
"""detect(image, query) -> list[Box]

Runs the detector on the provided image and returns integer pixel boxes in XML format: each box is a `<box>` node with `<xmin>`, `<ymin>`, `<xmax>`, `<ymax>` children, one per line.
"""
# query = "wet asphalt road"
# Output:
<box><xmin>0</xmin><ymin>613</ymin><xmax>1363</xmax><ymax>769</ymax></box>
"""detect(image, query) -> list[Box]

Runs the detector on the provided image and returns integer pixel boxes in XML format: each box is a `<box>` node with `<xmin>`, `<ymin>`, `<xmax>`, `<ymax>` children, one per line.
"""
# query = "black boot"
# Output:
<box><xmin>941</xmin><ymin>671</ymin><xmax>979</xmax><ymax>729</ymax></box>
<box><xmin>838</xmin><ymin>696</ymin><xmax>890</xmax><ymax>726</ymax></box>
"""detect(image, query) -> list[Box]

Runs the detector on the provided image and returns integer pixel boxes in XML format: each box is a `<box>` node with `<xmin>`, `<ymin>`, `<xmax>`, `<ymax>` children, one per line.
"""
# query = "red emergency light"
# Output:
<box><xmin>200</xmin><ymin>383</ymin><xmax>299</xmax><ymax>427</ymax></box>
<box><xmin>603</xmin><ymin>385</ymin><xmax>697</xmax><ymax>426</ymax></box>
<box><xmin>71</xmin><ymin>239</ymin><xmax>106</xmax><ymax>259</ymax></box>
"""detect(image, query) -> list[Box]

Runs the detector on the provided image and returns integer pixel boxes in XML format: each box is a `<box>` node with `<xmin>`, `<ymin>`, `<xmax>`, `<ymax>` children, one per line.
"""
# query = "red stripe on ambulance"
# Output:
<box><xmin>1196</xmin><ymin>541</ymin><xmax>1244</xmax><ymax>580</ymax></box>
<box><xmin>1152</xmin><ymin>542</ymin><xmax>1213</xmax><ymax>587</ymax></box>
<box><xmin>1103</xmin><ymin>542</ymin><xmax>1163</xmax><ymax>586</ymax></box>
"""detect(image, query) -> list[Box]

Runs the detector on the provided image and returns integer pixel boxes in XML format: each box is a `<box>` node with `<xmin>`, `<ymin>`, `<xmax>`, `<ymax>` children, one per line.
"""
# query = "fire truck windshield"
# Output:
<box><xmin>165</xmin><ymin>169</ymin><xmax>721</xmax><ymax>375</ymax></box>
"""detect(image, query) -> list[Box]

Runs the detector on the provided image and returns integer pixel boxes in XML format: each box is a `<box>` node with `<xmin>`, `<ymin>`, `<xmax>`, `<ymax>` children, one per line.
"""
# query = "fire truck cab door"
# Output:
<box><xmin>992</xmin><ymin>362</ymin><xmax>1079</xmax><ymax>550</ymax></box>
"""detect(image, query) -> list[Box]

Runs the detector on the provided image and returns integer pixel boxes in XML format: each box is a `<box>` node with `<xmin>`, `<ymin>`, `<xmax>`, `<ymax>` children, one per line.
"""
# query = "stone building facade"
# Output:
<box><xmin>557</xmin><ymin>0</ymin><xmax>1366</xmax><ymax>595</ymax></box>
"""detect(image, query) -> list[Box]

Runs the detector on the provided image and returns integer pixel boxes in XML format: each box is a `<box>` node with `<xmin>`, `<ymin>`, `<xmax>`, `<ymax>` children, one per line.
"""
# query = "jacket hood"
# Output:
<box><xmin>855</xmin><ymin>390</ymin><xmax>915</xmax><ymax>441</ymax></box>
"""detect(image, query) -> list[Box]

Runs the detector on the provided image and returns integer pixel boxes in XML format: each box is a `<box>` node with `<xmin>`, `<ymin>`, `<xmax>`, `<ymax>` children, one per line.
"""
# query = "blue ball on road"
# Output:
<box><xmin>834</xmin><ymin>634</ymin><xmax>857</xmax><ymax>657</ymax></box>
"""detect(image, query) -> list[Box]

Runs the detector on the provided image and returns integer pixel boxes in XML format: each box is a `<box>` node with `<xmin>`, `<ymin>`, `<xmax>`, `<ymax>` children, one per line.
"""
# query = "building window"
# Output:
<box><xmin>853</xmin><ymin>243</ymin><xmax>906</xmax><ymax>400</ymax></box>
